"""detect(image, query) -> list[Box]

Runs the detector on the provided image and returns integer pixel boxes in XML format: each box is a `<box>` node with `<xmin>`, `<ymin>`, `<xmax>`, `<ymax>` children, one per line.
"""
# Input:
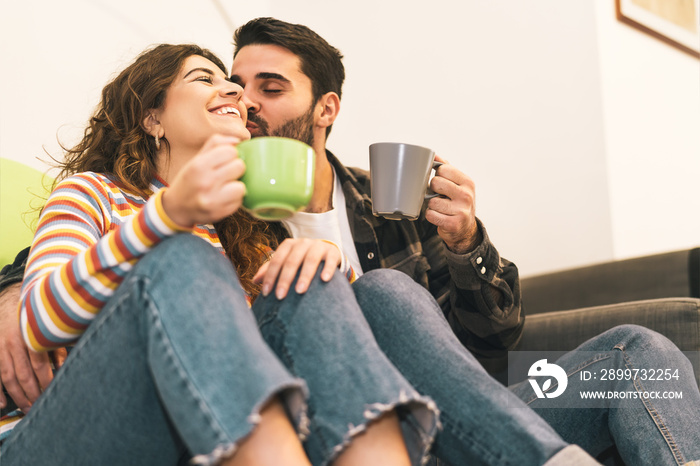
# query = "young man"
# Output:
<box><xmin>230</xmin><ymin>18</ymin><xmax>523</xmax><ymax>366</ymax></box>
<box><xmin>227</xmin><ymin>18</ymin><xmax>700</xmax><ymax>466</ymax></box>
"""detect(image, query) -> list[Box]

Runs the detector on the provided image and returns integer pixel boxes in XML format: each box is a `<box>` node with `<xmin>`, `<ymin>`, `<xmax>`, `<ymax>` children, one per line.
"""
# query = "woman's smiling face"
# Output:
<box><xmin>157</xmin><ymin>55</ymin><xmax>250</xmax><ymax>152</ymax></box>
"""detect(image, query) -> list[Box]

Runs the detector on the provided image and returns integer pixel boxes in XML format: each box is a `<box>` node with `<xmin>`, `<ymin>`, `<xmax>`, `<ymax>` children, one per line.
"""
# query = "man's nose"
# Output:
<box><xmin>241</xmin><ymin>92</ymin><xmax>259</xmax><ymax>114</ymax></box>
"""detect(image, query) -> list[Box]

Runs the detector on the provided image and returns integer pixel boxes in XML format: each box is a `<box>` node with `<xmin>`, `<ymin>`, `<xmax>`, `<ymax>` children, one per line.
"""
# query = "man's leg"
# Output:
<box><xmin>351</xmin><ymin>269</ymin><xmax>597</xmax><ymax>466</ymax></box>
<box><xmin>510</xmin><ymin>324</ymin><xmax>700</xmax><ymax>466</ymax></box>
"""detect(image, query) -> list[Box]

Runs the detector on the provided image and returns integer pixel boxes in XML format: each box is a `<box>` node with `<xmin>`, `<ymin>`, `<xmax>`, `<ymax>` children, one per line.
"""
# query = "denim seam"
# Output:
<box><xmin>262</xmin><ymin>312</ymin><xmax>347</xmax><ymax>461</ymax></box>
<box><xmin>326</xmin><ymin>394</ymin><xmax>438</xmax><ymax>466</ymax></box>
<box><xmin>395</xmin><ymin>371</ymin><xmax>502</xmax><ymax>465</ymax></box>
<box><xmin>259</xmin><ymin>306</ymin><xmax>438</xmax><ymax>466</ymax></box>
<box><xmin>429</xmin><ymin>408</ymin><xmax>506</xmax><ymax>465</ymax></box>
<box><xmin>263</xmin><ymin>309</ymin><xmax>326</xmax><ymax>435</ymax></box>
<box><xmin>141</xmin><ymin>284</ymin><xmax>239</xmax><ymax>465</ymax></box>
<box><xmin>1</xmin><ymin>279</ymin><xmax>138</xmax><ymax>457</ymax></box>
<box><xmin>618</xmin><ymin>346</ymin><xmax>686</xmax><ymax>466</ymax></box>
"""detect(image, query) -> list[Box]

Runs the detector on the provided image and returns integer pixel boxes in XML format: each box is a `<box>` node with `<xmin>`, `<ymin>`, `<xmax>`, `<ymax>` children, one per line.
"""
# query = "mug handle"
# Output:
<box><xmin>424</xmin><ymin>160</ymin><xmax>443</xmax><ymax>200</ymax></box>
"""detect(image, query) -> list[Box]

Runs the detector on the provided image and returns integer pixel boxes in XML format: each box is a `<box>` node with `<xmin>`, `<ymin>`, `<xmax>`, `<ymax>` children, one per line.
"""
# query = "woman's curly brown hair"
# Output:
<box><xmin>54</xmin><ymin>43</ymin><xmax>278</xmax><ymax>298</ymax></box>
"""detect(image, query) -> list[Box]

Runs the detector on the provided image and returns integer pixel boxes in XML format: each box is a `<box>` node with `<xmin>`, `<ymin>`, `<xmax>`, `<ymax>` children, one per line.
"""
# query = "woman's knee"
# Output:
<box><xmin>254</xmin><ymin>266</ymin><xmax>354</xmax><ymax>325</ymax></box>
<box><xmin>137</xmin><ymin>234</ymin><xmax>218</xmax><ymax>267</ymax></box>
<box><xmin>133</xmin><ymin>234</ymin><xmax>237</xmax><ymax>284</ymax></box>
<box><xmin>123</xmin><ymin>235</ymin><xmax>246</xmax><ymax>320</ymax></box>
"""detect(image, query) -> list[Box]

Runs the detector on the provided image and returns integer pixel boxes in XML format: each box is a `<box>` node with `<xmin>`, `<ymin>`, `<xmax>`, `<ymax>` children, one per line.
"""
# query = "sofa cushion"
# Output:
<box><xmin>521</xmin><ymin>248</ymin><xmax>700</xmax><ymax>315</ymax></box>
<box><xmin>518</xmin><ymin>297</ymin><xmax>700</xmax><ymax>386</ymax></box>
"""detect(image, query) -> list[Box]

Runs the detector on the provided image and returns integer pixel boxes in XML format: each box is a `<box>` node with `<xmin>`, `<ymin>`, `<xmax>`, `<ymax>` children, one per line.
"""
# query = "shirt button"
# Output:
<box><xmin>476</xmin><ymin>256</ymin><xmax>483</xmax><ymax>265</ymax></box>
<box><xmin>367</xmin><ymin>252</ymin><xmax>375</xmax><ymax>260</ymax></box>
<box><xmin>480</xmin><ymin>266</ymin><xmax>486</xmax><ymax>275</ymax></box>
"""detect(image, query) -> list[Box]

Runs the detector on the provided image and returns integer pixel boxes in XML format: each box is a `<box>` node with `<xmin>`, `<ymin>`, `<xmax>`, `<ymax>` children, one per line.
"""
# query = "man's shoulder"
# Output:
<box><xmin>345</xmin><ymin>165</ymin><xmax>369</xmax><ymax>181</ymax></box>
<box><xmin>326</xmin><ymin>150</ymin><xmax>370</xmax><ymax>194</ymax></box>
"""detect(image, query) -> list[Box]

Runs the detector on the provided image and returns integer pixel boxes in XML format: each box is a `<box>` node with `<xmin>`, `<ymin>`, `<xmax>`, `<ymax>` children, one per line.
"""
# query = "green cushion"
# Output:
<box><xmin>0</xmin><ymin>158</ymin><xmax>54</xmax><ymax>267</ymax></box>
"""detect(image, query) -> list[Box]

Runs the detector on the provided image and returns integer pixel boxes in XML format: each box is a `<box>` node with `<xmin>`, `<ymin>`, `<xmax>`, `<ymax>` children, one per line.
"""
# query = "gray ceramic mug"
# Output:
<box><xmin>369</xmin><ymin>142</ymin><xmax>442</xmax><ymax>221</ymax></box>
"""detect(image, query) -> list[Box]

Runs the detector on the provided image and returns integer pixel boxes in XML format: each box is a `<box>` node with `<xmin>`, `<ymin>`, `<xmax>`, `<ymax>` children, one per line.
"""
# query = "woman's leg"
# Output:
<box><xmin>2</xmin><ymin>235</ymin><xmax>308</xmax><ymax>466</ymax></box>
<box><xmin>350</xmin><ymin>269</ymin><xmax>597</xmax><ymax>466</ymax></box>
<box><xmin>332</xmin><ymin>411</ymin><xmax>411</xmax><ymax>466</ymax></box>
<box><xmin>253</xmin><ymin>267</ymin><xmax>439</xmax><ymax>466</ymax></box>
<box><xmin>510</xmin><ymin>324</ymin><xmax>700</xmax><ymax>466</ymax></box>
<box><xmin>227</xmin><ymin>398</ymin><xmax>310</xmax><ymax>466</ymax></box>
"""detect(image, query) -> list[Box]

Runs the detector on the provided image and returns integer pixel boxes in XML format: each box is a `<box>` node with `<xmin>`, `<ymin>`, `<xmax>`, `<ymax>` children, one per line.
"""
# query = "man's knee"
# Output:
<box><xmin>352</xmin><ymin>268</ymin><xmax>440</xmax><ymax>321</ymax></box>
<box><xmin>605</xmin><ymin>324</ymin><xmax>679</xmax><ymax>352</ymax></box>
<box><xmin>354</xmin><ymin>268</ymin><xmax>425</xmax><ymax>297</ymax></box>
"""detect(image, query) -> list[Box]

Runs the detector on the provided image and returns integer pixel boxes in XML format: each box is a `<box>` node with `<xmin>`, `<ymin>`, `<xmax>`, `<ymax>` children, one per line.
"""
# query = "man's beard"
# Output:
<box><xmin>248</xmin><ymin>105</ymin><xmax>315</xmax><ymax>147</ymax></box>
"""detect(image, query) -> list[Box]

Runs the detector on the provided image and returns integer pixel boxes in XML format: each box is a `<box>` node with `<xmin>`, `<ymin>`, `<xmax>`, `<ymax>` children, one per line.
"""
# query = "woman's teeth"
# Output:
<box><xmin>215</xmin><ymin>107</ymin><xmax>240</xmax><ymax>117</ymax></box>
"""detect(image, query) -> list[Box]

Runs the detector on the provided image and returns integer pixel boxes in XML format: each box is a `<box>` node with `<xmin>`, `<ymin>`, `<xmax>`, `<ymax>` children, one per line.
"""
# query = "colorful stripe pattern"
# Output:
<box><xmin>319</xmin><ymin>239</ymin><xmax>356</xmax><ymax>283</ymax></box>
<box><xmin>19</xmin><ymin>172</ymin><xmax>222</xmax><ymax>352</ymax></box>
<box><xmin>0</xmin><ymin>410</ymin><xmax>23</xmax><ymax>444</ymax></box>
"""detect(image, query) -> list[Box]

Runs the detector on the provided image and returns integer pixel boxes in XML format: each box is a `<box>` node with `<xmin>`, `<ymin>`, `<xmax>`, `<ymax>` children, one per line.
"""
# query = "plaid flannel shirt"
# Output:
<box><xmin>0</xmin><ymin>248</ymin><xmax>28</xmax><ymax>295</ymax></box>
<box><xmin>327</xmin><ymin>150</ymin><xmax>524</xmax><ymax>362</ymax></box>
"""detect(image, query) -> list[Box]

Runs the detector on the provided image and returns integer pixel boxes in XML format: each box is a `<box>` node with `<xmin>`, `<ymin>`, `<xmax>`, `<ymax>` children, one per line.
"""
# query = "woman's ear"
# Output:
<box><xmin>315</xmin><ymin>92</ymin><xmax>340</xmax><ymax>130</ymax></box>
<box><xmin>142</xmin><ymin>110</ymin><xmax>165</xmax><ymax>138</ymax></box>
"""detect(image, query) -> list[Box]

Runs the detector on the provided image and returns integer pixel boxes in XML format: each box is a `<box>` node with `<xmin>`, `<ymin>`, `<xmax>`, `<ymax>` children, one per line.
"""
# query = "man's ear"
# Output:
<box><xmin>142</xmin><ymin>110</ymin><xmax>165</xmax><ymax>138</ymax></box>
<box><xmin>315</xmin><ymin>92</ymin><xmax>340</xmax><ymax>130</ymax></box>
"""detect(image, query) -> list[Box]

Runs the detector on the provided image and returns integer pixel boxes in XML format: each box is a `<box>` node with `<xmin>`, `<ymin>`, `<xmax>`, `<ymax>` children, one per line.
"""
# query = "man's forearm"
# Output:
<box><xmin>434</xmin><ymin>219</ymin><xmax>524</xmax><ymax>357</ymax></box>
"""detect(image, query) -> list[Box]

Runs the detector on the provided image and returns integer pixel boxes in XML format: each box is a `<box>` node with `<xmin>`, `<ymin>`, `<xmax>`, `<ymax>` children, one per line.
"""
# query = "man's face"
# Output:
<box><xmin>230</xmin><ymin>44</ymin><xmax>316</xmax><ymax>146</ymax></box>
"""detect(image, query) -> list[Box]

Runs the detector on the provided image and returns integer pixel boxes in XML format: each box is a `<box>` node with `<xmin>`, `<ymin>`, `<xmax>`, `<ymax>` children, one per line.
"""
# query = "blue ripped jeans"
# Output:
<box><xmin>9</xmin><ymin>235</ymin><xmax>689</xmax><ymax>465</ymax></box>
<box><xmin>0</xmin><ymin>235</ymin><xmax>437</xmax><ymax>466</ymax></box>
<box><xmin>256</xmin><ymin>267</ymin><xmax>595</xmax><ymax>465</ymax></box>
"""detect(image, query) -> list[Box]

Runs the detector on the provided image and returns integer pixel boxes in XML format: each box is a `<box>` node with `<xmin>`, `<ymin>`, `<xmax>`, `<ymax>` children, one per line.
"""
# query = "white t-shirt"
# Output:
<box><xmin>281</xmin><ymin>168</ymin><xmax>364</xmax><ymax>277</ymax></box>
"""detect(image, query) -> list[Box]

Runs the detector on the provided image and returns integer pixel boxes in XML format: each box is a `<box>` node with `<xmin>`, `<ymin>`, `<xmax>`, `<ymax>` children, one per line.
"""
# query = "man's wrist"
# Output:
<box><xmin>445</xmin><ymin>221</ymin><xmax>482</xmax><ymax>255</ymax></box>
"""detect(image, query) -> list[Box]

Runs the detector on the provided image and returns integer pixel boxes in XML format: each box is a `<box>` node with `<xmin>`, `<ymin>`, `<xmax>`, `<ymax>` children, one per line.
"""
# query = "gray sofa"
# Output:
<box><xmin>517</xmin><ymin>247</ymin><xmax>700</xmax><ymax>385</ymax></box>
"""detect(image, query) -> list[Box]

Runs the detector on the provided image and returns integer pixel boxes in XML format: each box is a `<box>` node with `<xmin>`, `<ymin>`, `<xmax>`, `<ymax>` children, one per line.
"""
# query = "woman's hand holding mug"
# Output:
<box><xmin>162</xmin><ymin>134</ymin><xmax>247</xmax><ymax>228</ymax></box>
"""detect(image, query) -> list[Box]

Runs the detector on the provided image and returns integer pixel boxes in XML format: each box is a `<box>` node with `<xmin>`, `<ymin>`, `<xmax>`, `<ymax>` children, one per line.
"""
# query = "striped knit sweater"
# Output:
<box><xmin>18</xmin><ymin>172</ymin><xmax>222</xmax><ymax>352</ymax></box>
<box><xmin>3</xmin><ymin>172</ymin><xmax>221</xmax><ymax>442</ymax></box>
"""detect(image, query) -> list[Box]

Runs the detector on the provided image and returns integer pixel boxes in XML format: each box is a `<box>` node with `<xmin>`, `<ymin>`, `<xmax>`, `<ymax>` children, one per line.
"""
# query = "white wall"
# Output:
<box><xmin>594</xmin><ymin>0</ymin><xmax>700</xmax><ymax>260</ymax></box>
<box><xmin>1</xmin><ymin>0</ymin><xmax>698</xmax><ymax>276</ymax></box>
<box><xmin>270</xmin><ymin>1</ymin><xmax>614</xmax><ymax>277</ymax></box>
<box><xmin>0</xmin><ymin>0</ymin><xmax>248</xmax><ymax>172</ymax></box>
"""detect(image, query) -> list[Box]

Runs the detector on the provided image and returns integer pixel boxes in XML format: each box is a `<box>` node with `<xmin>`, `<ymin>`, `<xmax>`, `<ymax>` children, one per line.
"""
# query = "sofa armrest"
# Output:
<box><xmin>519</xmin><ymin>298</ymin><xmax>700</xmax><ymax>386</ymax></box>
<box><xmin>521</xmin><ymin>248</ymin><xmax>700</xmax><ymax>315</ymax></box>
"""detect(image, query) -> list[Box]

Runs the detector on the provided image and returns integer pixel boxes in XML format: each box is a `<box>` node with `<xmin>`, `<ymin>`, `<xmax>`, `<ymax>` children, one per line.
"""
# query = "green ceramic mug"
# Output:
<box><xmin>237</xmin><ymin>137</ymin><xmax>316</xmax><ymax>220</ymax></box>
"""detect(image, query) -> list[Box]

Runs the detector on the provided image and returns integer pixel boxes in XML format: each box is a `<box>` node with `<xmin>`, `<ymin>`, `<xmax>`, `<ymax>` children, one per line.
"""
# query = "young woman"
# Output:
<box><xmin>1</xmin><ymin>44</ymin><xmax>438</xmax><ymax>466</ymax></box>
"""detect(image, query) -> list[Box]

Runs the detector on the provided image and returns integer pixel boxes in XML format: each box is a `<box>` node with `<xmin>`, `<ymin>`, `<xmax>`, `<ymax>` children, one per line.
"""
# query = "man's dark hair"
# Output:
<box><xmin>233</xmin><ymin>17</ymin><xmax>346</xmax><ymax>106</ymax></box>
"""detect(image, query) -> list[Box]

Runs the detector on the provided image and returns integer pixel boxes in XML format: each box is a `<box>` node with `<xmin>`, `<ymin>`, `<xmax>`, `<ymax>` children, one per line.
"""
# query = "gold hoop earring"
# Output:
<box><xmin>155</xmin><ymin>134</ymin><xmax>161</xmax><ymax>150</ymax></box>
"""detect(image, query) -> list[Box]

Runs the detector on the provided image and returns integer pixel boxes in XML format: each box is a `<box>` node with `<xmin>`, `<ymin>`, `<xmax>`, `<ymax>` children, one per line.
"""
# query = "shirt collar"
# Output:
<box><xmin>325</xmin><ymin>149</ymin><xmax>372</xmax><ymax>209</ymax></box>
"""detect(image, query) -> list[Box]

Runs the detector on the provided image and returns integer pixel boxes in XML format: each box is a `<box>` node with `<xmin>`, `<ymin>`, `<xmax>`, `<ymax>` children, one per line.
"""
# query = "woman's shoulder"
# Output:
<box><xmin>54</xmin><ymin>172</ymin><xmax>144</xmax><ymax>200</ymax></box>
<box><xmin>57</xmin><ymin>171</ymin><xmax>116</xmax><ymax>188</ymax></box>
<box><xmin>49</xmin><ymin>172</ymin><xmax>143</xmax><ymax>214</ymax></box>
